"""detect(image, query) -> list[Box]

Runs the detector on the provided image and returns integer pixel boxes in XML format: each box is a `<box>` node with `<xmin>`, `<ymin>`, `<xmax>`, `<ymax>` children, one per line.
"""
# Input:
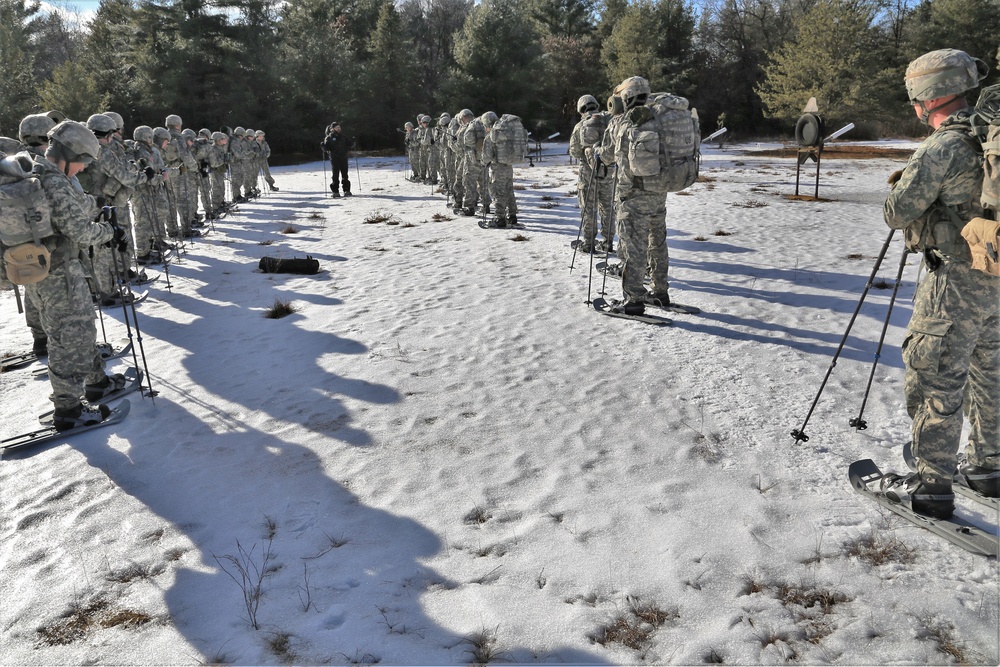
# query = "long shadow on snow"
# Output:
<box><xmin>129</xmin><ymin>278</ymin><xmax>389</xmax><ymax>444</ymax></box>
<box><xmin>73</xmin><ymin>420</ymin><xmax>606</xmax><ymax>663</ymax></box>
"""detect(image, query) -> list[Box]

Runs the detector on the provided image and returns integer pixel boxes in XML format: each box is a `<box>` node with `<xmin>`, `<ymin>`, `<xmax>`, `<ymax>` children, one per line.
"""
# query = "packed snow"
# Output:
<box><xmin>1</xmin><ymin>143</ymin><xmax>997</xmax><ymax>665</ymax></box>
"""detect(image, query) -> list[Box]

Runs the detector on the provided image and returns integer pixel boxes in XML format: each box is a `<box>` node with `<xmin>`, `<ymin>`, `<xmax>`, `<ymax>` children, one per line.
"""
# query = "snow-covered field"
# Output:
<box><xmin>1</xmin><ymin>143</ymin><xmax>997</xmax><ymax>665</ymax></box>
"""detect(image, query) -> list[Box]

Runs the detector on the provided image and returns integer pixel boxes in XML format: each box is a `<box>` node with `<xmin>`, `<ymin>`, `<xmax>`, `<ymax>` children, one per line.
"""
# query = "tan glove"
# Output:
<box><xmin>887</xmin><ymin>169</ymin><xmax>904</xmax><ymax>186</ymax></box>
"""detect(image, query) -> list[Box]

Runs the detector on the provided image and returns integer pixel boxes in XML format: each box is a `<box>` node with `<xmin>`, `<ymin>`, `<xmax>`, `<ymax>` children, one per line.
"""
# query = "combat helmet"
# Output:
<box><xmin>905</xmin><ymin>49</ymin><xmax>988</xmax><ymax>103</ymax></box>
<box><xmin>480</xmin><ymin>111</ymin><xmax>498</xmax><ymax>128</ymax></box>
<box><xmin>86</xmin><ymin>113</ymin><xmax>117</xmax><ymax>137</ymax></box>
<box><xmin>439</xmin><ymin>113</ymin><xmax>452</xmax><ymax>125</ymax></box>
<box><xmin>458</xmin><ymin>109</ymin><xmax>474</xmax><ymax>123</ymax></box>
<box><xmin>404</xmin><ymin>121</ymin><xmax>414</xmax><ymax>130</ymax></box>
<box><xmin>103</xmin><ymin>111</ymin><xmax>125</xmax><ymax>131</ymax></box>
<box><xmin>45</xmin><ymin>110</ymin><xmax>67</xmax><ymax>124</ymax></box>
<box><xmin>614</xmin><ymin>76</ymin><xmax>651</xmax><ymax>110</ymax></box>
<box><xmin>152</xmin><ymin>127</ymin><xmax>171</xmax><ymax>145</ymax></box>
<box><xmin>19</xmin><ymin>114</ymin><xmax>57</xmax><ymax>146</ymax></box>
<box><xmin>577</xmin><ymin>95</ymin><xmax>600</xmax><ymax>114</ymax></box>
<box><xmin>165</xmin><ymin>114</ymin><xmax>183</xmax><ymax>128</ymax></box>
<box><xmin>181</xmin><ymin>128</ymin><xmax>197</xmax><ymax>141</ymax></box>
<box><xmin>134</xmin><ymin>125</ymin><xmax>154</xmax><ymax>144</ymax></box>
<box><xmin>234</xmin><ymin>126</ymin><xmax>246</xmax><ymax>137</ymax></box>
<box><xmin>255</xmin><ymin>130</ymin><xmax>265</xmax><ymax>137</ymax></box>
<box><xmin>47</xmin><ymin>120</ymin><xmax>100</xmax><ymax>165</ymax></box>
<box><xmin>245</xmin><ymin>128</ymin><xmax>255</xmax><ymax>138</ymax></box>
<box><xmin>199</xmin><ymin>128</ymin><xmax>212</xmax><ymax>139</ymax></box>
<box><xmin>211</xmin><ymin>131</ymin><xmax>228</xmax><ymax>143</ymax></box>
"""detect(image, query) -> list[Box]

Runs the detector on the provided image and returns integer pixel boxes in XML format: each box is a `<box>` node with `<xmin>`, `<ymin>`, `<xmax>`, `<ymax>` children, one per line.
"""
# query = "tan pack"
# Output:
<box><xmin>3</xmin><ymin>242</ymin><xmax>51</xmax><ymax>284</ymax></box>
<box><xmin>961</xmin><ymin>217</ymin><xmax>1000</xmax><ymax>277</ymax></box>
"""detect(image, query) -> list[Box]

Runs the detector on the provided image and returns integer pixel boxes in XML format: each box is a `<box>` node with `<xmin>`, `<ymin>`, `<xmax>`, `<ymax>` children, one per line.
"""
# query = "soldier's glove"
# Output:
<box><xmin>143</xmin><ymin>166</ymin><xmax>156</xmax><ymax>181</ymax></box>
<box><xmin>887</xmin><ymin>169</ymin><xmax>904</xmax><ymax>187</ymax></box>
<box><xmin>106</xmin><ymin>224</ymin><xmax>129</xmax><ymax>253</ymax></box>
<box><xmin>627</xmin><ymin>106</ymin><xmax>654</xmax><ymax>125</ymax></box>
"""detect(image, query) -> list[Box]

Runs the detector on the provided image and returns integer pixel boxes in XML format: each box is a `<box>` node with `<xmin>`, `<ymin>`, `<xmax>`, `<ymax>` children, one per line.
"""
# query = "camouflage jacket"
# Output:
<box><xmin>593</xmin><ymin>112</ymin><xmax>641</xmax><ymax>193</ymax></box>
<box><xmin>131</xmin><ymin>142</ymin><xmax>167</xmax><ymax>188</ymax></box>
<box><xmin>461</xmin><ymin>119</ymin><xmax>486</xmax><ymax>163</ymax></box>
<box><xmin>163</xmin><ymin>129</ymin><xmax>198</xmax><ymax>172</ymax></box>
<box><xmin>884</xmin><ymin>110</ymin><xmax>984</xmax><ymax>261</ymax></box>
<box><xmin>32</xmin><ymin>156</ymin><xmax>113</xmax><ymax>263</ymax></box>
<box><xmin>85</xmin><ymin>143</ymin><xmax>145</xmax><ymax>199</ymax></box>
<box><xmin>570</xmin><ymin>111</ymin><xmax>610</xmax><ymax>161</ymax></box>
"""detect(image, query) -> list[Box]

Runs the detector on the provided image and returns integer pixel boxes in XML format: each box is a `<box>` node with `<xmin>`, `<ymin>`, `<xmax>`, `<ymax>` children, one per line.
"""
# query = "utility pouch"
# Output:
<box><xmin>960</xmin><ymin>216</ymin><xmax>1000</xmax><ymax>277</ymax></box>
<box><xmin>3</xmin><ymin>243</ymin><xmax>51</xmax><ymax>284</ymax></box>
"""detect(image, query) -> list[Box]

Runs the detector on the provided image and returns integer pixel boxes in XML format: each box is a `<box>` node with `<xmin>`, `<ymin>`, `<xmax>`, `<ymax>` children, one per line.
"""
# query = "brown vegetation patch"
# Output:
<box><xmin>264</xmin><ymin>299</ymin><xmax>297</xmax><ymax>319</ymax></box>
<box><xmin>279</xmin><ymin>225</ymin><xmax>298</xmax><ymax>234</ymax></box>
<box><xmin>510</xmin><ymin>234</ymin><xmax>530</xmax><ymax>242</ymax></box>
<box><xmin>37</xmin><ymin>598</ymin><xmax>152</xmax><ymax>646</ymax></box>
<box><xmin>751</xmin><ymin>145</ymin><xmax>914</xmax><ymax>160</ymax></box>
<box><xmin>783</xmin><ymin>194</ymin><xmax>833</xmax><ymax>202</ymax></box>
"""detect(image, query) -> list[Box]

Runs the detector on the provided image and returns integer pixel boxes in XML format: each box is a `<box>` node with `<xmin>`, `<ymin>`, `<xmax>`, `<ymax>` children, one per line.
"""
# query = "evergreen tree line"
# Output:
<box><xmin>1</xmin><ymin>0</ymin><xmax>998</xmax><ymax>155</ymax></box>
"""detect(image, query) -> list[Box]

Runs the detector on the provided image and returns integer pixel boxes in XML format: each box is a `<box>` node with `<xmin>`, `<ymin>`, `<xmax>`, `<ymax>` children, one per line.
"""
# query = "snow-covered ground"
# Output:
<box><xmin>1</xmin><ymin>143</ymin><xmax>997</xmax><ymax>665</ymax></box>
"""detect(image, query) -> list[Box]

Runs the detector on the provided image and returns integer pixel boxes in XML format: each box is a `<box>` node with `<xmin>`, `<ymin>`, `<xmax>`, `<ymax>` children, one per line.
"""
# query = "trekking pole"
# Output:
<box><xmin>354</xmin><ymin>155</ymin><xmax>362</xmax><ymax>193</ymax></box>
<box><xmin>87</xmin><ymin>246</ymin><xmax>109</xmax><ymax>344</ymax></box>
<box><xmin>790</xmin><ymin>228</ymin><xmax>897</xmax><ymax>444</ymax></box>
<box><xmin>850</xmin><ymin>247</ymin><xmax>911</xmax><ymax>431</ymax></box>
<box><xmin>108</xmin><ymin>208</ymin><xmax>157</xmax><ymax>401</ymax></box>
<box><xmin>570</xmin><ymin>163</ymin><xmax>598</xmax><ymax>273</ymax></box>
<box><xmin>585</xmin><ymin>165</ymin><xmax>602</xmax><ymax>303</ymax></box>
<box><xmin>599</xmin><ymin>165</ymin><xmax>620</xmax><ymax>298</ymax></box>
<box><xmin>322</xmin><ymin>150</ymin><xmax>328</xmax><ymax>197</ymax></box>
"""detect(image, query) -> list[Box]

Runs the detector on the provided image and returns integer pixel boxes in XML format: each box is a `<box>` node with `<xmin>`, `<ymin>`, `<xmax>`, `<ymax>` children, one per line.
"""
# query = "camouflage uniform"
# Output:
<box><xmin>404</xmin><ymin>123</ymin><xmax>417</xmax><ymax>180</ymax></box>
<box><xmin>193</xmin><ymin>131</ymin><xmax>214</xmax><ymax>215</ymax></box>
<box><xmin>461</xmin><ymin>116</ymin><xmax>490</xmax><ymax>214</ymax></box>
<box><xmin>229</xmin><ymin>128</ymin><xmax>248</xmax><ymax>200</ymax></box>
<box><xmin>594</xmin><ymin>111</ymin><xmax>670</xmax><ymax>304</ymax></box>
<box><xmin>436</xmin><ymin>114</ymin><xmax>451</xmax><ymax>191</ymax></box>
<box><xmin>162</xmin><ymin>123</ymin><xmax>198</xmax><ymax>235</ymax></box>
<box><xmin>27</xmin><ymin>156</ymin><xmax>114</xmax><ymax>410</ymax></box>
<box><xmin>256</xmin><ymin>131</ymin><xmax>276</xmax><ymax>189</ymax></box>
<box><xmin>570</xmin><ymin>108</ymin><xmax>616</xmax><ymax>249</ymax></box>
<box><xmin>130</xmin><ymin>129</ymin><xmax>172</xmax><ymax>258</ymax></box>
<box><xmin>421</xmin><ymin>117</ymin><xmax>439</xmax><ymax>184</ymax></box>
<box><xmin>413</xmin><ymin>118</ymin><xmax>428</xmax><ymax>182</ymax></box>
<box><xmin>448</xmin><ymin>117</ymin><xmax>464</xmax><ymax>208</ymax></box>
<box><xmin>482</xmin><ymin>114</ymin><xmax>516</xmax><ymax>224</ymax></box>
<box><xmin>884</xmin><ymin>111</ymin><xmax>1000</xmax><ymax>481</ymax></box>
<box><xmin>242</xmin><ymin>130</ymin><xmax>260</xmax><ymax>196</ymax></box>
<box><xmin>209</xmin><ymin>133</ymin><xmax>229</xmax><ymax>212</ymax></box>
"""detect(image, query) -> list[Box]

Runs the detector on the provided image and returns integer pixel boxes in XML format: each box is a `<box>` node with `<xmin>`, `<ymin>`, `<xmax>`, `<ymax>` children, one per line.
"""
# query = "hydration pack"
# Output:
<box><xmin>970</xmin><ymin>83</ymin><xmax>1000</xmax><ymax>212</ymax></box>
<box><xmin>625</xmin><ymin>93</ymin><xmax>700</xmax><ymax>193</ymax></box>
<box><xmin>490</xmin><ymin>114</ymin><xmax>529</xmax><ymax>165</ymax></box>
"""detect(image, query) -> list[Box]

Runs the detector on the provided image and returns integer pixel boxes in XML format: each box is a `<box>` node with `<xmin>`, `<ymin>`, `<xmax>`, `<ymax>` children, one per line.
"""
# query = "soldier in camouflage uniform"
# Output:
<box><xmin>412</xmin><ymin>116</ymin><xmax>428</xmax><ymax>182</ymax></box>
<box><xmin>25</xmin><ymin>121</ymin><xmax>128</xmax><ymax>430</ymax></box>
<box><xmin>421</xmin><ymin>116</ymin><xmax>439</xmax><ymax>185</ymax></box>
<box><xmin>459</xmin><ymin>109</ymin><xmax>490</xmax><ymax>217</ymax></box>
<box><xmin>209</xmin><ymin>132</ymin><xmax>229</xmax><ymax>215</ymax></box>
<box><xmin>103</xmin><ymin>111</ymin><xmax>143</xmax><ymax>275</ymax></box>
<box><xmin>194</xmin><ymin>129</ymin><xmax>215</xmax><ymax>218</ymax></box>
<box><xmin>180</xmin><ymin>128</ymin><xmax>204</xmax><ymax>227</ymax></box>
<box><xmin>570</xmin><ymin>95</ymin><xmax>616</xmax><ymax>253</ymax></box>
<box><xmin>230</xmin><ymin>127</ymin><xmax>248</xmax><ymax>201</ymax></box>
<box><xmin>593</xmin><ymin>77</ymin><xmax>671</xmax><ymax>315</ymax></box>
<box><xmin>481</xmin><ymin>111</ymin><xmax>517</xmax><ymax>226</ymax></box>
<box><xmin>878</xmin><ymin>49</ymin><xmax>1000</xmax><ymax>517</ymax></box>
<box><xmin>403</xmin><ymin>121</ymin><xmax>417</xmax><ymax>180</ymax></box>
<box><xmin>11</xmin><ymin>113</ymin><xmax>59</xmax><ymax>355</ymax></box>
<box><xmin>243</xmin><ymin>128</ymin><xmax>260</xmax><ymax>197</ymax></box>
<box><xmin>163</xmin><ymin>116</ymin><xmax>199</xmax><ymax>236</ymax></box>
<box><xmin>436</xmin><ymin>113</ymin><xmax>452</xmax><ymax>194</ymax></box>
<box><xmin>131</xmin><ymin>126</ymin><xmax>172</xmax><ymax>262</ymax></box>
<box><xmin>256</xmin><ymin>130</ymin><xmax>278</xmax><ymax>191</ymax></box>
<box><xmin>448</xmin><ymin>114</ymin><xmax>464</xmax><ymax>211</ymax></box>
<box><xmin>82</xmin><ymin>114</ymin><xmax>147</xmax><ymax>304</ymax></box>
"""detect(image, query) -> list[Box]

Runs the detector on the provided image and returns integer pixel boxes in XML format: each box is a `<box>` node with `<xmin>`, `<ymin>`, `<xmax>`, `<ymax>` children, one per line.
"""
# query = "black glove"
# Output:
<box><xmin>107</xmin><ymin>224</ymin><xmax>128</xmax><ymax>253</ymax></box>
<box><xmin>96</xmin><ymin>196</ymin><xmax>107</xmax><ymax>209</ymax></box>
<box><xmin>143</xmin><ymin>165</ymin><xmax>156</xmax><ymax>181</ymax></box>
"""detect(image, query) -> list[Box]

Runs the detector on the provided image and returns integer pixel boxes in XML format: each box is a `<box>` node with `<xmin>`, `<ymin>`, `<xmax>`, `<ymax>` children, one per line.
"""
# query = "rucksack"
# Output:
<box><xmin>0</xmin><ymin>153</ymin><xmax>54</xmax><ymax>285</ymax></box>
<box><xmin>970</xmin><ymin>83</ymin><xmax>1000</xmax><ymax>212</ymax></box>
<box><xmin>490</xmin><ymin>114</ymin><xmax>529</xmax><ymax>165</ymax></box>
<box><xmin>625</xmin><ymin>93</ymin><xmax>701</xmax><ymax>193</ymax></box>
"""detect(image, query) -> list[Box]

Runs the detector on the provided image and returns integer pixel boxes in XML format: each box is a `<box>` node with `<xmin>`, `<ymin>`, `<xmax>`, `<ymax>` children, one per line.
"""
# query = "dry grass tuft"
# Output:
<box><xmin>431</xmin><ymin>213</ymin><xmax>453</xmax><ymax>221</ymax></box>
<box><xmin>693</xmin><ymin>235</ymin><xmax>708</xmax><ymax>242</ymax></box>
<box><xmin>591</xmin><ymin>597</ymin><xmax>678</xmax><ymax>653</ymax></box>
<box><xmin>697</xmin><ymin>174</ymin><xmax>717</xmax><ymax>183</ymax></box>
<box><xmin>510</xmin><ymin>234</ymin><xmax>530</xmax><ymax>242</ymax></box>
<box><xmin>266</xmin><ymin>631</ymin><xmax>296</xmax><ymax>662</ymax></box>
<box><xmin>914</xmin><ymin>616</ymin><xmax>975</xmax><ymax>663</ymax></box>
<box><xmin>731</xmin><ymin>199</ymin><xmax>768</xmax><ymax>208</ymax></box>
<box><xmin>844</xmin><ymin>530</ymin><xmax>915</xmax><ymax>566</ymax></box>
<box><xmin>280</xmin><ymin>225</ymin><xmax>298</xmax><ymax>234</ymax></box>
<box><xmin>846</xmin><ymin>253</ymin><xmax>864</xmax><ymax>260</ymax></box>
<box><xmin>364</xmin><ymin>210</ymin><xmax>395</xmax><ymax>224</ymax></box>
<box><xmin>464</xmin><ymin>506</ymin><xmax>492</xmax><ymax>524</ymax></box>
<box><xmin>463</xmin><ymin>626</ymin><xmax>506</xmax><ymax>664</ymax></box>
<box><xmin>308</xmin><ymin>212</ymin><xmax>322</xmax><ymax>219</ymax></box>
<box><xmin>872</xmin><ymin>278</ymin><xmax>894</xmax><ymax>289</ymax></box>
<box><xmin>539</xmin><ymin>202</ymin><xmax>557</xmax><ymax>209</ymax></box>
<box><xmin>37</xmin><ymin>598</ymin><xmax>152</xmax><ymax>646</ymax></box>
<box><xmin>264</xmin><ymin>298</ymin><xmax>297</xmax><ymax>319</ymax></box>
<box><xmin>712</xmin><ymin>229</ymin><xmax>733</xmax><ymax>237</ymax></box>
<box><xmin>513</xmin><ymin>184</ymin><xmax>526</xmax><ymax>190</ymax></box>
<box><xmin>258</xmin><ymin>239</ymin><xmax>274</xmax><ymax>245</ymax></box>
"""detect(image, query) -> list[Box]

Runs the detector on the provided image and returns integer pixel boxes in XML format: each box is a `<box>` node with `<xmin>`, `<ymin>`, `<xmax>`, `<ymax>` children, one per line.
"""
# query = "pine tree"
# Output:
<box><xmin>81</xmin><ymin>0</ymin><xmax>138</xmax><ymax>127</ymax></box>
<box><xmin>38</xmin><ymin>60</ymin><xmax>111</xmax><ymax>122</ymax></box>
<box><xmin>0</xmin><ymin>0</ymin><xmax>42</xmax><ymax>136</ymax></box>
<box><xmin>361</xmin><ymin>0</ymin><xmax>418</xmax><ymax>146</ymax></box>
<box><xmin>602</xmin><ymin>0</ymin><xmax>696</xmax><ymax>95</ymax></box>
<box><xmin>757</xmin><ymin>0</ymin><xmax>896</xmax><ymax>125</ymax></box>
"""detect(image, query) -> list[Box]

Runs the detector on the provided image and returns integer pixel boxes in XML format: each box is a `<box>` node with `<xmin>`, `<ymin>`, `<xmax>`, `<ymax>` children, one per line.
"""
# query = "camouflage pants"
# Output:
<box><xmin>261</xmin><ymin>161</ymin><xmax>275</xmax><ymax>187</ymax></box>
<box><xmin>407</xmin><ymin>146</ymin><xmax>417</xmax><ymax>178</ymax></box>
<box><xmin>25</xmin><ymin>289</ymin><xmax>44</xmax><ymax>340</ymax></box>
<box><xmin>88</xmin><ymin>245</ymin><xmax>116</xmax><ymax>299</ymax></box>
<box><xmin>579</xmin><ymin>163</ymin><xmax>615</xmax><ymax>244</ymax></box>
<box><xmin>444</xmin><ymin>149</ymin><xmax>457</xmax><ymax>193</ymax></box>
<box><xmin>905</xmin><ymin>258</ymin><xmax>1000</xmax><ymax>479</ymax></box>
<box><xmin>184</xmin><ymin>171</ymin><xmax>199</xmax><ymax>220</ymax></box>
<box><xmin>489</xmin><ymin>163</ymin><xmax>517</xmax><ymax>219</ymax></box>
<box><xmin>242</xmin><ymin>159</ymin><xmax>258</xmax><ymax>194</ymax></box>
<box><xmin>618</xmin><ymin>189</ymin><xmax>669</xmax><ymax>301</ymax></box>
<box><xmin>111</xmin><ymin>190</ymin><xmax>136</xmax><ymax>256</ymax></box>
<box><xmin>231</xmin><ymin>161</ymin><xmax>245</xmax><ymax>198</ymax></box>
<box><xmin>132</xmin><ymin>188</ymin><xmax>170</xmax><ymax>254</ymax></box>
<box><xmin>415</xmin><ymin>146</ymin><xmax>427</xmax><ymax>180</ymax></box>
<box><xmin>198</xmin><ymin>172</ymin><xmax>212</xmax><ymax>213</ymax></box>
<box><xmin>452</xmin><ymin>154</ymin><xmax>465</xmax><ymax>205</ymax></box>
<box><xmin>439</xmin><ymin>147</ymin><xmax>449</xmax><ymax>189</ymax></box>
<box><xmin>463</xmin><ymin>161</ymin><xmax>490</xmax><ymax>210</ymax></box>
<box><xmin>211</xmin><ymin>170</ymin><xmax>226</xmax><ymax>209</ymax></box>
<box><xmin>426</xmin><ymin>145</ymin><xmax>439</xmax><ymax>182</ymax></box>
<box><xmin>25</xmin><ymin>258</ymin><xmax>106</xmax><ymax>410</ymax></box>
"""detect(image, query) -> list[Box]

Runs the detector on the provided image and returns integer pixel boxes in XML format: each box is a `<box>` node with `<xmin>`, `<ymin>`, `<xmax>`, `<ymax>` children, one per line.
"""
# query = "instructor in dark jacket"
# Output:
<box><xmin>321</xmin><ymin>122</ymin><xmax>354</xmax><ymax>197</ymax></box>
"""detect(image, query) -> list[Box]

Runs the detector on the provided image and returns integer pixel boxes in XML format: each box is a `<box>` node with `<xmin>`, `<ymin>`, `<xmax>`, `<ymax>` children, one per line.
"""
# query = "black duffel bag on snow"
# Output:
<box><xmin>258</xmin><ymin>256</ymin><xmax>320</xmax><ymax>274</ymax></box>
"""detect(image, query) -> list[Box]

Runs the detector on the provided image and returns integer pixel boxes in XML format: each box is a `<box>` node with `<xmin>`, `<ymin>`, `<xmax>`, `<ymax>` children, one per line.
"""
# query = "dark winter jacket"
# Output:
<box><xmin>321</xmin><ymin>132</ymin><xmax>354</xmax><ymax>161</ymax></box>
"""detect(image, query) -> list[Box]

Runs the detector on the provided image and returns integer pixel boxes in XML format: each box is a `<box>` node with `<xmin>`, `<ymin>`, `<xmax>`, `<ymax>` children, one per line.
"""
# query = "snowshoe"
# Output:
<box><xmin>957</xmin><ymin>461</ymin><xmax>1000</xmax><ymax>498</ymax></box>
<box><xmin>876</xmin><ymin>472</ymin><xmax>954</xmax><ymax>519</ymax></box>
<box><xmin>53</xmin><ymin>402</ymin><xmax>111</xmax><ymax>432</ymax></box>
<box><xmin>85</xmin><ymin>372</ymin><xmax>130</xmax><ymax>402</ymax></box>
